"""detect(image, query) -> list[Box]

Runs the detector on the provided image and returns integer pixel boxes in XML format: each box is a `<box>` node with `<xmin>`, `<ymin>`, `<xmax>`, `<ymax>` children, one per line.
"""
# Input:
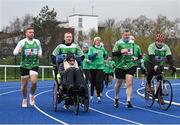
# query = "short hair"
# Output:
<box><xmin>64</xmin><ymin>32</ymin><xmax>72</xmax><ymax>36</ymax></box>
<box><xmin>124</xmin><ymin>29</ymin><xmax>130</xmax><ymax>33</ymax></box>
<box><xmin>25</xmin><ymin>26</ymin><xmax>34</xmax><ymax>32</ymax></box>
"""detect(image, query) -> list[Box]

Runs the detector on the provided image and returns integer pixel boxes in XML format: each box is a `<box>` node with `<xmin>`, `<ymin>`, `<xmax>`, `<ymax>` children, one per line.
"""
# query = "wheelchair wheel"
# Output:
<box><xmin>158</xmin><ymin>80</ymin><xmax>173</xmax><ymax>111</ymax></box>
<box><xmin>83</xmin><ymin>98</ymin><xmax>89</xmax><ymax>112</ymax></box>
<box><xmin>145</xmin><ymin>78</ymin><xmax>156</xmax><ymax>108</ymax></box>
<box><xmin>74</xmin><ymin>95</ymin><xmax>79</xmax><ymax>115</ymax></box>
<box><xmin>53</xmin><ymin>83</ymin><xmax>58</xmax><ymax>112</ymax></box>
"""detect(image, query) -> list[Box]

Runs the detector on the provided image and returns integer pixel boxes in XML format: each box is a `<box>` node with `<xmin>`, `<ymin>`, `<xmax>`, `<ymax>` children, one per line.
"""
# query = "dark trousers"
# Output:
<box><xmin>63</xmin><ymin>67</ymin><xmax>88</xmax><ymax>98</ymax></box>
<box><xmin>89</xmin><ymin>69</ymin><xmax>104</xmax><ymax>97</ymax></box>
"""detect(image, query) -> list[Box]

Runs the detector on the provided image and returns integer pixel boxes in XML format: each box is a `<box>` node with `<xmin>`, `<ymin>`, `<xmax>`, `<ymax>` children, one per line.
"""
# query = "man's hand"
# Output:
<box><xmin>154</xmin><ymin>65</ymin><xmax>159</xmax><ymax>71</ymax></box>
<box><xmin>132</xmin><ymin>56</ymin><xmax>138</xmax><ymax>60</ymax></box>
<box><xmin>121</xmin><ymin>49</ymin><xmax>129</xmax><ymax>54</ymax></box>
<box><xmin>18</xmin><ymin>48</ymin><xmax>22</xmax><ymax>54</ymax></box>
<box><xmin>169</xmin><ymin>66</ymin><xmax>176</xmax><ymax>72</ymax></box>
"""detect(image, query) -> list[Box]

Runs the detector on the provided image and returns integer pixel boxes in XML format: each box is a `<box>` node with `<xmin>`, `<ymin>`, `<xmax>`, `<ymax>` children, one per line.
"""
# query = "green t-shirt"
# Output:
<box><xmin>52</xmin><ymin>43</ymin><xmax>84</xmax><ymax>56</ymax></box>
<box><xmin>144</xmin><ymin>42</ymin><xmax>172</xmax><ymax>66</ymax></box>
<box><xmin>103</xmin><ymin>60</ymin><xmax>116</xmax><ymax>74</ymax></box>
<box><xmin>21</xmin><ymin>41</ymin><xmax>39</xmax><ymax>69</ymax></box>
<box><xmin>88</xmin><ymin>45</ymin><xmax>108</xmax><ymax>69</ymax></box>
<box><xmin>113</xmin><ymin>39</ymin><xmax>142</xmax><ymax>69</ymax></box>
<box><xmin>82</xmin><ymin>52</ymin><xmax>91</xmax><ymax>69</ymax></box>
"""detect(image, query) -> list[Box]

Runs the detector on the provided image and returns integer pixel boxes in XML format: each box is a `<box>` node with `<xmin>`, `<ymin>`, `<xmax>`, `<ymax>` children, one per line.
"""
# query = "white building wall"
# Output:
<box><xmin>68</xmin><ymin>14</ymin><xmax>98</xmax><ymax>35</ymax></box>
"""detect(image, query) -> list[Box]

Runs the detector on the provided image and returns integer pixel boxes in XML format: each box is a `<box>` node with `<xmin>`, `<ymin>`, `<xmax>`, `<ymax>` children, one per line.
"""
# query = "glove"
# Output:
<box><xmin>154</xmin><ymin>65</ymin><xmax>159</xmax><ymax>72</ymax></box>
<box><xmin>169</xmin><ymin>66</ymin><xmax>176</xmax><ymax>72</ymax></box>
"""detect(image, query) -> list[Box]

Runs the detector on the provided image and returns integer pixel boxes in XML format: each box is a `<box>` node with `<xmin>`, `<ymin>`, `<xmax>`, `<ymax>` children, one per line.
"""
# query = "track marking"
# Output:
<box><xmin>89</xmin><ymin>107</ymin><xmax>143</xmax><ymax>125</ymax></box>
<box><xmin>34</xmin><ymin>89</ymin><xmax>143</xmax><ymax>124</ymax></box>
<box><xmin>34</xmin><ymin>90</ymin><xmax>69</xmax><ymax>125</ymax></box>
<box><xmin>0</xmin><ymin>86</ymin><xmax>20</xmax><ymax>90</ymax></box>
<box><xmin>0</xmin><ymin>89</ymin><xmax>21</xmax><ymax>96</ymax></box>
<box><xmin>0</xmin><ymin>86</ymin><xmax>52</xmax><ymax>96</ymax></box>
<box><xmin>106</xmin><ymin>89</ymin><xmax>180</xmax><ymax>119</ymax></box>
<box><xmin>137</xmin><ymin>83</ymin><xmax>180</xmax><ymax>106</ymax></box>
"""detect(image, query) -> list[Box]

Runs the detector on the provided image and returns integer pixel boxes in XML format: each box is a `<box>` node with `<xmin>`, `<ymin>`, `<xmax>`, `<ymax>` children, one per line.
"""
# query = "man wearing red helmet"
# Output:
<box><xmin>144</xmin><ymin>33</ymin><xmax>176</xmax><ymax>103</ymax></box>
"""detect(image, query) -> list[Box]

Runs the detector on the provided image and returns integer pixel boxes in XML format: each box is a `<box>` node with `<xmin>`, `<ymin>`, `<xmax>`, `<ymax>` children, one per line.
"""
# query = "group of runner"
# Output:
<box><xmin>13</xmin><ymin>27</ymin><xmax>176</xmax><ymax>109</ymax></box>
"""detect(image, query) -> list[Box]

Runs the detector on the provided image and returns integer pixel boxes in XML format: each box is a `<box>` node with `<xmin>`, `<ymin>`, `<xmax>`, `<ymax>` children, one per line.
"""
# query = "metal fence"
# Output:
<box><xmin>0</xmin><ymin>65</ymin><xmax>52</xmax><ymax>82</ymax></box>
<box><xmin>0</xmin><ymin>65</ymin><xmax>179</xmax><ymax>82</ymax></box>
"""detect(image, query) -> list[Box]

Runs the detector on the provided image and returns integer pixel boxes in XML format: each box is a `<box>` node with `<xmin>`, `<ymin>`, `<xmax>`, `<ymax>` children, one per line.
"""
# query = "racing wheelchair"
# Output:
<box><xmin>52</xmin><ymin>54</ymin><xmax>89</xmax><ymax>115</ymax></box>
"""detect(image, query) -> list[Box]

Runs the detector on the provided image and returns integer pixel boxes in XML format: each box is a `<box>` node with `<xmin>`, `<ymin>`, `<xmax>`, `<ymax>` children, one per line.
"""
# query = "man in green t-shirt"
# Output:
<box><xmin>51</xmin><ymin>32</ymin><xmax>86</xmax><ymax>108</ymax></box>
<box><xmin>13</xmin><ymin>27</ymin><xmax>42</xmax><ymax>108</ymax></box>
<box><xmin>112</xmin><ymin>30</ymin><xmax>142</xmax><ymax>108</ymax></box>
<box><xmin>144</xmin><ymin>33</ymin><xmax>176</xmax><ymax>103</ymax></box>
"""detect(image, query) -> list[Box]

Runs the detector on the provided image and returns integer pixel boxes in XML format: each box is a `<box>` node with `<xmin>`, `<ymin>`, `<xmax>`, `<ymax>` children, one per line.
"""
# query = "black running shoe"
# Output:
<box><xmin>114</xmin><ymin>98</ymin><xmax>119</xmax><ymax>108</ymax></box>
<box><xmin>126</xmin><ymin>101</ymin><xmax>133</xmax><ymax>108</ymax></box>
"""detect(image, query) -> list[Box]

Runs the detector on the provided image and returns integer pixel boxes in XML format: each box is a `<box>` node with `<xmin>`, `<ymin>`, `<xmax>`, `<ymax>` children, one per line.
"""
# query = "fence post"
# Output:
<box><xmin>42</xmin><ymin>67</ymin><xmax>44</xmax><ymax>81</ymax></box>
<box><xmin>5</xmin><ymin>66</ymin><xmax>7</xmax><ymax>82</ymax></box>
<box><xmin>136</xmin><ymin>68</ymin><xmax>139</xmax><ymax>78</ymax></box>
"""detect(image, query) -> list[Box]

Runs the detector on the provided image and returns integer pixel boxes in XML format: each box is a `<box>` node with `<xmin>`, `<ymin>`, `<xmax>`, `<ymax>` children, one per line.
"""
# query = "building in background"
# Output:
<box><xmin>60</xmin><ymin>14</ymin><xmax>98</xmax><ymax>42</ymax></box>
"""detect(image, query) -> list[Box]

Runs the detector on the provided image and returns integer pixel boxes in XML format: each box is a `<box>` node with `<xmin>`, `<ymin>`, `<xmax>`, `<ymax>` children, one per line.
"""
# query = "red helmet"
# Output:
<box><xmin>156</xmin><ymin>33</ymin><xmax>164</xmax><ymax>42</ymax></box>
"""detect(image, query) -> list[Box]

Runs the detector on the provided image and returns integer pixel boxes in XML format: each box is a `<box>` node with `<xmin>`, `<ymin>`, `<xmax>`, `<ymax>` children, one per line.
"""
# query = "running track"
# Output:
<box><xmin>0</xmin><ymin>79</ymin><xmax>180</xmax><ymax>124</ymax></box>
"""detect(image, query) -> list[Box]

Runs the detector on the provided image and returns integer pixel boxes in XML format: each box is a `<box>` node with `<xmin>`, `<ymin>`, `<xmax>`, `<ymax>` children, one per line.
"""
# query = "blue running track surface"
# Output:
<box><xmin>0</xmin><ymin>79</ymin><xmax>180</xmax><ymax>124</ymax></box>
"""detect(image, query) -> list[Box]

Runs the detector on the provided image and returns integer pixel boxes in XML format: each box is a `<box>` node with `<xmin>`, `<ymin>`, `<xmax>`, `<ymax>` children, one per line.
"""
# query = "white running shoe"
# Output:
<box><xmin>97</xmin><ymin>96</ymin><xmax>101</xmax><ymax>103</ymax></box>
<box><xmin>89</xmin><ymin>96</ymin><xmax>93</xmax><ymax>102</ymax></box>
<box><xmin>29</xmin><ymin>95</ymin><xmax>35</xmax><ymax>106</ymax></box>
<box><xmin>22</xmin><ymin>99</ymin><xmax>27</xmax><ymax>108</ymax></box>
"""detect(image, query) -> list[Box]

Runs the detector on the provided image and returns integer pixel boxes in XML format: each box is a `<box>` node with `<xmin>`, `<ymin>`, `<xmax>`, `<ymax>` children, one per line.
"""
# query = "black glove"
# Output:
<box><xmin>169</xmin><ymin>65</ymin><xmax>176</xmax><ymax>72</ymax></box>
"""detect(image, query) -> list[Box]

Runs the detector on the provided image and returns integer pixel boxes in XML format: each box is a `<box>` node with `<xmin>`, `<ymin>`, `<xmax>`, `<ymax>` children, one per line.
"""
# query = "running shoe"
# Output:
<box><xmin>126</xmin><ymin>101</ymin><xmax>133</xmax><ymax>108</ymax></box>
<box><xmin>114</xmin><ymin>98</ymin><xmax>119</xmax><ymax>108</ymax></box>
<box><xmin>22</xmin><ymin>99</ymin><xmax>27</xmax><ymax>108</ymax></box>
<box><xmin>29</xmin><ymin>94</ymin><xmax>35</xmax><ymax>106</ymax></box>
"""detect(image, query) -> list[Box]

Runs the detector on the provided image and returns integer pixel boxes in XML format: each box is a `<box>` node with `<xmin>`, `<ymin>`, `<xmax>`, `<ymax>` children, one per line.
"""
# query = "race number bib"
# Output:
<box><xmin>25</xmin><ymin>49</ymin><xmax>38</xmax><ymax>56</ymax></box>
<box><xmin>123</xmin><ymin>48</ymin><xmax>133</xmax><ymax>55</ymax></box>
<box><xmin>155</xmin><ymin>56</ymin><xmax>165</xmax><ymax>62</ymax></box>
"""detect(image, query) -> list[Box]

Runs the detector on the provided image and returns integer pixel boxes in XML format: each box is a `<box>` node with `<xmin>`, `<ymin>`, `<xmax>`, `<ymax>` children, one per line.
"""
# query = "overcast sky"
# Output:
<box><xmin>0</xmin><ymin>0</ymin><xmax>180</xmax><ymax>30</ymax></box>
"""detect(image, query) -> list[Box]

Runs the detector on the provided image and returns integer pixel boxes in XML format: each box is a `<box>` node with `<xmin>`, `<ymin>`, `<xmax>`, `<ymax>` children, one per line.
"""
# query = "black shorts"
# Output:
<box><xmin>20</xmin><ymin>67</ymin><xmax>39</xmax><ymax>77</ymax></box>
<box><xmin>115</xmin><ymin>66</ymin><xmax>137</xmax><ymax>79</ymax></box>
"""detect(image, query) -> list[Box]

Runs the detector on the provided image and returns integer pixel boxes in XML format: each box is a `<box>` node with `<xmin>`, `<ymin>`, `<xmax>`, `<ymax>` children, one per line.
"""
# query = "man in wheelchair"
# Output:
<box><xmin>52</xmin><ymin>52</ymin><xmax>89</xmax><ymax>108</ymax></box>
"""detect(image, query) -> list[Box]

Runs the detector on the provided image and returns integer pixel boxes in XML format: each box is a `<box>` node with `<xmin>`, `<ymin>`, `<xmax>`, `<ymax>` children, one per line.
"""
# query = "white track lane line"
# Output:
<box><xmin>0</xmin><ymin>89</ymin><xmax>21</xmax><ymax>96</ymax></box>
<box><xmin>106</xmin><ymin>89</ymin><xmax>180</xmax><ymax>119</ymax></box>
<box><xmin>137</xmin><ymin>83</ymin><xmax>180</xmax><ymax>106</ymax></box>
<box><xmin>0</xmin><ymin>86</ymin><xmax>20</xmax><ymax>90</ymax></box>
<box><xmin>0</xmin><ymin>86</ymin><xmax>52</xmax><ymax>96</ymax></box>
<box><xmin>34</xmin><ymin>90</ymin><xmax>69</xmax><ymax>125</ymax></box>
<box><xmin>34</xmin><ymin>89</ymin><xmax>143</xmax><ymax>125</ymax></box>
